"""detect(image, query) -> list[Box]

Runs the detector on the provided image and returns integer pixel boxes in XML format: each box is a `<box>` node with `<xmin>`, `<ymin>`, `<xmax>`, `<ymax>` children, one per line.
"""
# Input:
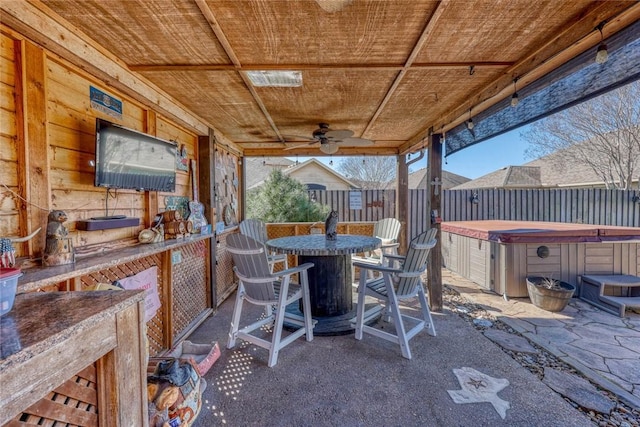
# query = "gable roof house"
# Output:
<box><xmin>452</xmin><ymin>143</ymin><xmax>639</xmax><ymax>190</ymax></box>
<box><xmin>248</xmin><ymin>158</ymin><xmax>359</xmax><ymax>191</ymax></box>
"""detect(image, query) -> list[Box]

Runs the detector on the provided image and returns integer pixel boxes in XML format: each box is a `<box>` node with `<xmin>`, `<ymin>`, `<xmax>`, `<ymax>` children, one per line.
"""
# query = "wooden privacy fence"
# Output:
<box><xmin>306</xmin><ymin>188</ymin><xmax>640</xmax><ymax>240</ymax></box>
<box><xmin>442</xmin><ymin>188</ymin><xmax>640</xmax><ymax>227</ymax></box>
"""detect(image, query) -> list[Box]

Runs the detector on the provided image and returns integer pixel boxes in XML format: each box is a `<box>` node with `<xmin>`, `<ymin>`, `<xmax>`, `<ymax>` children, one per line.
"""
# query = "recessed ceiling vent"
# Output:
<box><xmin>246</xmin><ymin>71</ymin><xmax>302</xmax><ymax>87</ymax></box>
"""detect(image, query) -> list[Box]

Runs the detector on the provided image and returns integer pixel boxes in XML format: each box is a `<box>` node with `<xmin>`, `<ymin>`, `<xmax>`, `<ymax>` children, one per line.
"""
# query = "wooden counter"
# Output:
<box><xmin>15</xmin><ymin>233</ymin><xmax>216</xmax><ymax>357</ymax></box>
<box><xmin>0</xmin><ymin>290</ymin><xmax>148</xmax><ymax>426</ymax></box>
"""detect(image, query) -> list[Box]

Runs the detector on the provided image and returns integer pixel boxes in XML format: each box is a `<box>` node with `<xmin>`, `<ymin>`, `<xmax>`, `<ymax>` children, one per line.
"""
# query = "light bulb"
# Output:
<box><xmin>595</xmin><ymin>44</ymin><xmax>608</xmax><ymax>64</ymax></box>
<box><xmin>511</xmin><ymin>93</ymin><xmax>519</xmax><ymax>107</ymax></box>
<box><xmin>466</xmin><ymin>119</ymin><xmax>474</xmax><ymax>130</ymax></box>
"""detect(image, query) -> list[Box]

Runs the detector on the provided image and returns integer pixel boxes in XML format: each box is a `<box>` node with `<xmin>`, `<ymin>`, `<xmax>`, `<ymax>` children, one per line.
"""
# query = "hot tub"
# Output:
<box><xmin>441</xmin><ymin>220</ymin><xmax>640</xmax><ymax>297</ymax></box>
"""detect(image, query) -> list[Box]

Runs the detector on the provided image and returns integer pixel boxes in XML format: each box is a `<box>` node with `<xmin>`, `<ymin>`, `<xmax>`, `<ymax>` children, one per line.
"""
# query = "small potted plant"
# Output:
<box><xmin>526</xmin><ymin>276</ymin><xmax>576</xmax><ymax>312</ymax></box>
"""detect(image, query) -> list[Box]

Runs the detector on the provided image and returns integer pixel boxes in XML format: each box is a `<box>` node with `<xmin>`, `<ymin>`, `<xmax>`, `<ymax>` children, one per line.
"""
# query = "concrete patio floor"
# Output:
<box><xmin>181</xmin><ymin>268</ymin><xmax>640</xmax><ymax>426</ymax></box>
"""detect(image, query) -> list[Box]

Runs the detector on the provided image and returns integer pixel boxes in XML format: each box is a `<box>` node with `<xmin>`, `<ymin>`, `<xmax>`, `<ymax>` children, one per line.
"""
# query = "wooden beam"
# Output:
<box><xmin>362</xmin><ymin>0</ymin><xmax>451</xmax><ymax>139</ymax></box>
<box><xmin>194</xmin><ymin>0</ymin><xmax>283</xmax><ymax>142</ymax></box>
<box><xmin>402</xmin><ymin>1</ymin><xmax>640</xmax><ymax>154</ymax></box>
<box><xmin>241</xmin><ymin>146</ymin><xmax>399</xmax><ymax>157</ymax></box>
<box><xmin>128</xmin><ymin>61</ymin><xmax>512</xmax><ymax>72</ymax></box>
<box><xmin>427</xmin><ymin>133</ymin><xmax>443</xmax><ymax>312</ymax></box>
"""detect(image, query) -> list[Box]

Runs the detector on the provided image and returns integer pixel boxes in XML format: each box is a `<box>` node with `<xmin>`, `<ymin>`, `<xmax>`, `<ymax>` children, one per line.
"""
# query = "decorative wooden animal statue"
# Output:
<box><xmin>42</xmin><ymin>210</ymin><xmax>75</xmax><ymax>266</ymax></box>
<box><xmin>325</xmin><ymin>210</ymin><xmax>338</xmax><ymax>241</ymax></box>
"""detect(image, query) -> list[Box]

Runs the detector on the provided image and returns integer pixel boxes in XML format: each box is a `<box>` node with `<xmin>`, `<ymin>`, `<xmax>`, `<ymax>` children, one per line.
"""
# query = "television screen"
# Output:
<box><xmin>94</xmin><ymin>119</ymin><xmax>177</xmax><ymax>192</ymax></box>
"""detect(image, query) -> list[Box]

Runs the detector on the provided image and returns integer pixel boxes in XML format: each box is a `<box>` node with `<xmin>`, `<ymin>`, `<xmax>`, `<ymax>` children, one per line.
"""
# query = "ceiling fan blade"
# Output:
<box><xmin>340</xmin><ymin>137</ymin><xmax>373</xmax><ymax>146</ymax></box>
<box><xmin>283</xmin><ymin>141</ymin><xmax>318</xmax><ymax>151</ymax></box>
<box><xmin>325</xmin><ymin>129</ymin><xmax>353</xmax><ymax>139</ymax></box>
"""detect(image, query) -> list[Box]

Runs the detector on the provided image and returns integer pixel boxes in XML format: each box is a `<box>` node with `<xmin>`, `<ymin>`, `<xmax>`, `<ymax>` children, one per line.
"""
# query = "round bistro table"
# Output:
<box><xmin>266</xmin><ymin>234</ymin><xmax>381</xmax><ymax>335</ymax></box>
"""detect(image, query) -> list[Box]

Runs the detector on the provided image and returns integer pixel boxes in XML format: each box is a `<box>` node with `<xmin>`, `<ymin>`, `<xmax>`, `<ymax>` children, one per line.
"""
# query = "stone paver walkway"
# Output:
<box><xmin>443</xmin><ymin>269</ymin><xmax>640</xmax><ymax>410</ymax></box>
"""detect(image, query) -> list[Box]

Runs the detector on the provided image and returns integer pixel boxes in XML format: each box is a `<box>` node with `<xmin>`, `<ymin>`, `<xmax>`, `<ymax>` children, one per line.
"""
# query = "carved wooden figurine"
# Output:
<box><xmin>325</xmin><ymin>210</ymin><xmax>338</xmax><ymax>241</ymax></box>
<box><xmin>42</xmin><ymin>210</ymin><xmax>75</xmax><ymax>266</ymax></box>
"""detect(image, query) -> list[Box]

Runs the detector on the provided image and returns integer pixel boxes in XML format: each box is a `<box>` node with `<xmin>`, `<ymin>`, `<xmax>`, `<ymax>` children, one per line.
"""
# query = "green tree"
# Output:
<box><xmin>246</xmin><ymin>169</ymin><xmax>330</xmax><ymax>222</ymax></box>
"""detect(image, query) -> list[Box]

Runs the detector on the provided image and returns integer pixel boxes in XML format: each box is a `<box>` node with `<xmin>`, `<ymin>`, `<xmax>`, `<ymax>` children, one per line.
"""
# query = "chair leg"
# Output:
<box><xmin>354</xmin><ymin>268</ymin><xmax>368</xmax><ymax>340</ymax></box>
<box><xmin>418</xmin><ymin>285</ymin><xmax>436</xmax><ymax>337</ymax></box>
<box><xmin>268</xmin><ymin>282</ymin><xmax>289</xmax><ymax>367</ymax></box>
<box><xmin>227</xmin><ymin>285</ymin><xmax>246</xmax><ymax>349</ymax></box>
<box><xmin>300</xmin><ymin>270</ymin><xmax>314</xmax><ymax>342</ymax></box>
<box><xmin>385</xmin><ymin>281</ymin><xmax>412</xmax><ymax>359</ymax></box>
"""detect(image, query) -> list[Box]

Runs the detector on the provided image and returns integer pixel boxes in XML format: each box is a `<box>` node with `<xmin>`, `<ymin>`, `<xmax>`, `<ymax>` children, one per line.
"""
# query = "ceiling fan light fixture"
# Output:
<box><xmin>246</xmin><ymin>70</ymin><xmax>302</xmax><ymax>87</ymax></box>
<box><xmin>319</xmin><ymin>141</ymin><xmax>339</xmax><ymax>154</ymax></box>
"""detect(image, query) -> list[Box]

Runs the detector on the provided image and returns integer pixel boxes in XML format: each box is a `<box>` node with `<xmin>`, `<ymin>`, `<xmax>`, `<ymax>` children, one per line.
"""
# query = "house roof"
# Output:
<box><xmin>248</xmin><ymin>158</ymin><xmax>359</xmax><ymax>190</ymax></box>
<box><xmin>244</xmin><ymin>157</ymin><xmax>294</xmax><ymax>189</ymax></box>
<box><xmin>388</xmin><ymin>168</ymin><xmax>470</xmax><ymax>190</ymax></box>
<box><xmin>6</xmin><ymin>1</ymin><xmax>638</xmax><ymax>157</ymax></box>
<box><xmin>451</xmin><ymin>144</ymin><xmax>623</xmax><ymax>189</ymax></box>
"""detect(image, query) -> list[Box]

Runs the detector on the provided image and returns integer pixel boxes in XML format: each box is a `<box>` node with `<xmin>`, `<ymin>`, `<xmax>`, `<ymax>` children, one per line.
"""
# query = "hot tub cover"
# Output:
<box><xmin>441</xmin><ymin>221</ymin><xmax>640</xmax><ymax>244</ymax></box>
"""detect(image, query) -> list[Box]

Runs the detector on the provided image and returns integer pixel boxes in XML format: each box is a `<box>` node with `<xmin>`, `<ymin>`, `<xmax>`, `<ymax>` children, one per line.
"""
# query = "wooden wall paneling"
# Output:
<box><xmin>0</xmin><ymin>34</ymin><xmax>21</xmax><ymax>241</ymax></box>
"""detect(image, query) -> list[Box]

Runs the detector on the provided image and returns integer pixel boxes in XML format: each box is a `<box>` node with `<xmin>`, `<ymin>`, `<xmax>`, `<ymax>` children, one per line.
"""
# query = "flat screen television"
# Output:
<box><xmin>94</xmin><ymin>118</ymin><xmax>177</xmax><ymax>192</ymax></box>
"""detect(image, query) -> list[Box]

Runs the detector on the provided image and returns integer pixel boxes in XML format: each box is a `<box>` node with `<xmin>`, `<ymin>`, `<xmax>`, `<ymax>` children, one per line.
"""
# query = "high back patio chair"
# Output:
<box><xmin>352</xmin><ymin>217</ymin><xmax>402</xmax><ymax>279</ymax></box>
<box><xmin>226</xmin><ymin>233</ymin><xmax>316</xmax><ymax>367</ymax></box>
<box><xmin>239</xmin><ymin>218</ymin><xmax>288</xmax><ymax>272</ymax></box>
<box><xmin>353</xmin><ymin>229</ymin><xmax>437</xmax><ymax>359</ymax></box>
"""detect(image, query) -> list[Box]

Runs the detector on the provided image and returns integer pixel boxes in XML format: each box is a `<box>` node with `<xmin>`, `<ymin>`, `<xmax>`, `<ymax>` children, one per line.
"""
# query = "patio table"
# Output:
<box><xmin>266</xmin><ymin>234</ymin><xmax>381</xmax><ymax>335</ymax></box>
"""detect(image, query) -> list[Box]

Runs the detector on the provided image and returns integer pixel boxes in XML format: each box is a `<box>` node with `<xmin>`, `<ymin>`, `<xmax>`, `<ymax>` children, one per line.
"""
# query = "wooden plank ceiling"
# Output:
<box><xmin>37</xmin><ymin>0</ymin><xmax>640</xmax><ymax>156</ymax></box>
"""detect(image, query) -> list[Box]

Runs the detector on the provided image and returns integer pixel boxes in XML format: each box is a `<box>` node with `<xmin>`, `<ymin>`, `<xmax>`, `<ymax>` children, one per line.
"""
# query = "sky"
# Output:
<box><xmin>288</xmin><ymin>126</ymin><xmax>532</xmax><ymax>180</ymax></box>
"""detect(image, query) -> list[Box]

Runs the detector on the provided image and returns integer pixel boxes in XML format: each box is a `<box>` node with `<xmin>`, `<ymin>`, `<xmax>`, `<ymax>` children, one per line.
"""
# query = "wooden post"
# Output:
<box><xmin>18</xmin><ymin>40</ymin><xmax>50</xmax><ymax>258</ymax></box>
<box><xmin>396</xmin><ymin>154</ymin><xmax>409</xmax><ymax>255</ymax></box>
<box><xmin>144</xmin><ymin>110</ymin><xmax>159</xmax><ymax>227</ymax></box>
<box><xmin>427</xmin><ymin>133</ymin><xmax>443</xmax><ymax>312</ymax></box>
<box><xmin>198</xmin><ymin>129</ymin><xmax>217</xmax><ymax>308</ymax></box>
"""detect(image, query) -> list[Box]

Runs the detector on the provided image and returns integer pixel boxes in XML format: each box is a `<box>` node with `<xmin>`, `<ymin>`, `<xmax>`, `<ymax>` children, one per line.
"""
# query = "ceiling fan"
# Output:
<box><xmin>283</xmin><ymin>123</ymin><xmax>373</xmax><ymax>154</ymax></box>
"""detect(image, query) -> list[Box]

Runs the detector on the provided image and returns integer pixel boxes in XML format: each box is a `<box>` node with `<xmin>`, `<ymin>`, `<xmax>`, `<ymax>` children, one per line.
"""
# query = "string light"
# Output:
<box><xmin>595</xmin><ymin>21</ymin><xmax>608</xmax><ymax>64</ymax></box>
<box><xmin>511</xmin><ymin>78</ymin><xmax>519</xmax><ymax>107</ymax></box>
<box><xmin>466</xmin><ymin>108</ymin><xmax>474</xmax><ymax>130</ymax></box>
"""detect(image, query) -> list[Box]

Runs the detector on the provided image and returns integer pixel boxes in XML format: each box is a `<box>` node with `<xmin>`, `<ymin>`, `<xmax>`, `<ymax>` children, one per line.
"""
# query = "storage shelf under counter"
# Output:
<box><xmin>15</xmin><ymin>233</ymin><xmax>216</xmax><ymax>357</ymax></box>
<box><xmin>0</xmin><ymin>290</ymin><xmax>147</xmax><ymax>426</ymax></box>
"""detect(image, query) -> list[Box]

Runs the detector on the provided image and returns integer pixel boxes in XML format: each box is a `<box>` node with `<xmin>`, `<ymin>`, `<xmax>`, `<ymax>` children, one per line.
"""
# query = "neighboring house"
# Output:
<box><xmin>248</xmin><ymin>158</ymin><xmax>360</xmax><ymax>190</ymax></box>
<box><xmin>387</xmin><ymin>168</ymin><xmax>470</xmax><ymax>190</ymax></box>
<box><xmin>244</xmin><ymin>156</ymin><xmax>294</xmax><ymax>189</ymax></box>
<box><xmin>452</xmin><ymin>145</ymin><xmax>639</xmax><ymax>190</ymax></box>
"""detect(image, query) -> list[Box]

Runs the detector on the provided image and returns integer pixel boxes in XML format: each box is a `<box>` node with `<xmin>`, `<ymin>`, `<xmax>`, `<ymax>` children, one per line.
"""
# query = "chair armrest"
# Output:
<box><xmin>381</xmin><ymin>242</ymin><xmax>399</xmax><ymax>249</ymax></box>
<box><xmin>352</xmin><ymin>261</ymin><xmax>402</xmax><ymax>274</ymax></box>
<box><xmin>273</xmin><ymin>262</ymin><xmax>314</xmax><ymax>278</ymax></box>
<box><xmin>384</xmin><ymin>254</ymin><xmax>405</xmax><ymax>261</ymax></box>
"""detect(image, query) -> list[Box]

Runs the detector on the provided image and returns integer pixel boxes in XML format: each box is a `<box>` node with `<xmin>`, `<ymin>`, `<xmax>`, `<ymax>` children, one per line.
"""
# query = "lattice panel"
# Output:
<box><xmin>79</xmin><ymin>253</ymin><xmax>166</xmax><ymax>356</ymax></box>
<box><xmin>215</xmin><ymin>232</ymin><xmax>238</xmax><ymax>306</ymax></box>
<box><xmin>11</xmin><ymin>364</ymin><xmax>98</xmax><ymax>426</ymax></box>
<box><xmin>171</xmin><ymin>240</ymin><xmax>209</xmax><ymax>340</ymax></box>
